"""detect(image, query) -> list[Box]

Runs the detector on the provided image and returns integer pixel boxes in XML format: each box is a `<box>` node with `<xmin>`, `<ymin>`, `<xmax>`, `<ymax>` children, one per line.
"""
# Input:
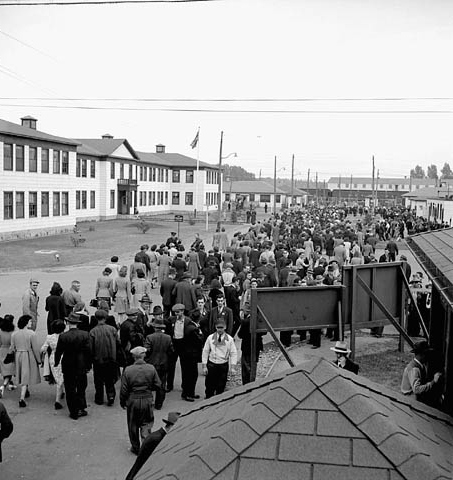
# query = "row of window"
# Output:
<box><xmin>75</xmin><ymin>190</ymin><xmax>96</xmax><ymax>210</ymax></box>
<box><xmin>206</xmin><ymin>170</ymin><xmax>219</xmax><ymax>184</ymax></box>
<box><xmin>3</xmin><ymin>144</ymin><xmax>69</xmax><ymax>174</ymax></box>
<box><xmin>337</xmin><ymin>183</ymin><xmax>431</xmax><ymax>190</ymax></box>
<box><xmin>136</xmin><ymin>165</ymin><xmax>170</xmax><ymax>183</ymax></box>
<box><xmin>3</xmin><ymin>191</ymin><xmax>69</xmax><ymax>219</ymax></box>
<box><xmin>138</xmin><ymin>191</ymin><xmax>170</xmax><ymax>207</ymax></box>
<box><xmin>76</xmin><ymin>158</ymin><xmax>96</xmax><ymax>178</ymax></box>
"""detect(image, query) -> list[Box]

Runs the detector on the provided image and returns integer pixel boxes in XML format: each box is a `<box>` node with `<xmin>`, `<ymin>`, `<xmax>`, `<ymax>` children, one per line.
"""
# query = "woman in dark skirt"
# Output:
<box><xmin>45</xmin><ymin>282</ymin><xmax>66</xmax><ymax>334</ymax></box>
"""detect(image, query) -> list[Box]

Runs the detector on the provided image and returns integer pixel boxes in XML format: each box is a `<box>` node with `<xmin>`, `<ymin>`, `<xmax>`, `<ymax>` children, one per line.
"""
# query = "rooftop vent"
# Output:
<box><xmin>102</xmin><ymin>133</ymin><xmax>113</xmax><ymax>139</ymax></box>
<box><xmin>21</xmin><ymin>116</ymin><xmax>37</xmax><ymax>130</ymax></box>
<box><xmin>156</xmin><ymin>144</ymin><xmax>165</xmax><ymax>153</ymax></box>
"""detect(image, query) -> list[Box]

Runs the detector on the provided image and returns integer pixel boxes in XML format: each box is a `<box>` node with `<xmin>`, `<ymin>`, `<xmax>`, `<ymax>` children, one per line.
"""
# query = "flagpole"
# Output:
<box><xmin>194</xmin><ymin>127</ymin><xmax>200</xmax><ymax>218</ymax></box>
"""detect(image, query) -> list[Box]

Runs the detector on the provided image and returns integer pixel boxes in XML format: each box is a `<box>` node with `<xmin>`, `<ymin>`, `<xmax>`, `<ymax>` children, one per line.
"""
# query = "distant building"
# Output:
<box><xmin>403</xmin><ymin>183</ymin><xmax>453</xmax><ymax>225</ymax></box>
<box><xmin>222</xmin><ymin>180</ymin><xmax>286</xmax><ymax>211</ymax></box>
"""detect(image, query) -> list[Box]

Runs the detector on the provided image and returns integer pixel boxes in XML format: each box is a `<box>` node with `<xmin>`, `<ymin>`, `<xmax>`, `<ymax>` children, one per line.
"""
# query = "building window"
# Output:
<box><xmin>90</xmin><ymin>160</ymin><xmax>95</xmax><ymax>178</ymax></box>
<box><xmin>29</xmin><ymin>192</ymin><xmax>37</xmax><ymax>218</ymax></box>
<box><xmin>353</xmin><ymin>183</ymin><xmax>357</xmax><ymax>188</ymax></box>
<box><xmin>345</xmin><ymin>184</ymin><xmax>349</xmax><ymax>188</ymax></box>
<box><xmin>62</xmin><ymin>151</ymin><xmax>69</xmax><ymax>174</ymax></box>
<box><xmin>3</xmin><ymin>192</ymin><xmax>13</xmax><ymax>219</ymax></box>
<box><xmin>165</xmin><ymin>191</ymin><xmax>168</xmax><ymax>204</ymax></box>
<box><xmin>158</xmin><ymin>168</ymin><xmax>163</xmax><ymax>182</ymax></box>
<box><xmin>186</xmin><ymin>170</ymin><xmax>194</xmax><ymax>183</ymax></box>
<box><xmin>275</xmin><ymin>194</ymin><xmax>281</xmax><ymax>203</ymax></box>
<box><xmin>379</xmin><ymin>184</ymin><xmax>384</xmax><ymax>189</ymax></box>
<box><xmin>172</xmin><ymin>192</ymin><xmax>180</xmax><ymax>205</ymax></box>
<box><xmin>53</xmin><ymin>192</ymin><xmax>60</xmax><ymax>216</ymax></box>
<box><xmin>41</xmin><ymin>149</ymin><xmax>49</xmax><ymax>173</ymax></box>
<box><xmin>81</xmin><ymin>191</ymin><xmax>87</xmax><ymax>209</ymax></box>
<box><xmin>90</xmin><ymin>191</ymin><xmax>95</xmax><ymax>209</ymax></box>
<box><xmin>144</xmin><ymin>167</ymin><xmax>148</xmax><ymax>182</ymax></box>
<box><xmin>185</xmin><ymin>192</ymin><xmax>193</xmax><ymax>205</ymax></box>
<box><xmin>129</xmin><ymin>164</ymin><xmax>133</xmax><ymax>179</ymax></box>
<box><xmin>139</xmin><ymin>167</ymin><xmax>143</xmax><ymax>181</ymax></box>
<box><xmin>172</xmin><ymin>170</ymin><xmax>180</xmax><ymax>183</ymax></box>
<box><xmin>110</xmin><ymin>190</ymin><xmax>115</xmax><ymax>209</ymax></box>
<box><xmin>15</xmin><ymin>192</ymin><xmax>24</xmax><ymax>218</ymax></box>
<box><xmin>249</xmin><ymin>193</ymin><xmax>255</xmax><ymax>202</ymax></box>
<box><xmin>3</xmin><ymin>144</ymin><xmax>13</xmax><ymax>170</ymax></box>
<box><xmin>260</xmin><ymin>194</ymin><xmax>271</xmax><ymax>203</ymax></box>
<box><xmin>151</xmin><ymin>191</ymin><xmax>155</xmax><ymax>205</ymax></box>
<box><xmin>165</xmin><ymin>169</ymin><xmax>168</xmax><ymax>182</ymax></box>
<box><xmin>76</xmin><ymin>158</ymin><xmax>81</xmax><ymax>177</ymax></box>
<box><xmin>120</xmin><ymin>164</ymin><xmax>124</xmax><ymax>179</ymax></box>
<box><xmin>62</xmin><ymin>192</ymin><xmax>69</xmax><ymax>215</ymax></box>
<box><xmin>81</xmin><ymin>159</ymin><xmax>87</xmax><ymax>177</ymax></box>
<box><xmin>41</xmin><ymin>192</ymin><xmax>49</xmax><ymax>217</ymax></box>
<box><xmin>110</xmin><ymin>162</ymin><xmax>115</xmax><ymax>179</ymax></box>
<box><xmin>16</xmin><ymin>145</ymin><xmax>24</xmax><ymax>171</ymax></box>
<box><xmin>76</xmin><ymin>191</ymin><xmax>80</xmax><ymax>210</ymax></box>
<box><xmin>53</xmin><ymin>150</ymin><xmax>60</xmax><ymax>174</ymax></box>
<box><xmin>29</xmin><ymin>147</ymin><xmax>37</xmax><ymax>172</ymax></box>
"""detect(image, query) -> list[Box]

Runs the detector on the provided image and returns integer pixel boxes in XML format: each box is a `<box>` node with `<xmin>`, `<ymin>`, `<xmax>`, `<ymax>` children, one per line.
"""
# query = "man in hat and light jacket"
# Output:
<box><xmin>120</xmin><ymin>346</ymin><xmax>162</xmax><ymax>455</ymax></box>
<box><xmin>124</xmin><ymin>412</ymin><xmax>180</xmax><ymax>480</ymax></box>
<box><xmin>22</xmin><ymin>278</ymin><xmax>40</xmax><ymax>331</ymax></box>
<box><xmin>330</xmin><ymin>341</ymin><xmax>359</xmax><ymax>374</ymax></box>
<box><xmin>55</xmin><ymin>313</ymin><xmax>92</xmax><ymax>420</ymax></box>
<box><xmin>144</xmin><ymin>306</ymin><xmax>174</xmax><ymax>410</ymax></box>
<box><xmin>401</xmin><ymin>340</ymin><xmax>443</xmax><ymax>407</ymax></box>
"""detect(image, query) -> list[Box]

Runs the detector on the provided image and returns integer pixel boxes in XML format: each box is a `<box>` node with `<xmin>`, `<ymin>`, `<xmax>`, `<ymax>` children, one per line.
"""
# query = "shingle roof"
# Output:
<box><xmin>136</xmin><ymin>151</ymin><xmax>215</xmax><ymax>169</ymax></box>
<box><xmin>136</xmin><ymin>358</ymin><xmax>453</xmax><ymax>480</ymax></box>
<box><xmin>0</xmin><ymin>118</ymin><xmax>79</xmax><ymax>146</ymax></box>
<box><xmin>407</xmin><ymin>228</ymin><xmax>453</xmax><ymax>300</ymax></box>
<box><xmin>223</xmin><ymin>180</ymin><xmax>286</xmax><ymax>195</ymax></box>
<box><xmin>75</xmin><ymin>138</ymin><xmax>139</xmax><ymax>159</ymax></box>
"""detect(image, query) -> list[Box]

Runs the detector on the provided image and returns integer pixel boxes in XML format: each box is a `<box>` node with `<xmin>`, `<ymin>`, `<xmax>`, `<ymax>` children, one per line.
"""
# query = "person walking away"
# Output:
<box><xmin>10</xmin><ymin>315</ymin><xmax>41</xmax><ymax>407</ymax></box>
<box><xmin>45</xmin><ymin>282</ymin><xmax>66</xmax><ymax>334</ymax></box>
<box><xmin>90</xmin><ymin>309</ymin><xmax>121</xmax><ymax>406</ymax></box>
<box><xmin>54</xmin><ymin>313</ymin><xmax>92</xmax><ymax>420</ymax></box>
<box><xmin>125</xmin><ymin>412</ymin><xmax>180</xmax><ymax>480</ymax></box>
<box><xmin>160</xmin><ymin>268</ymin><xmax>177</xmax><ymax>319</ymax></box>
<box><xmin>114</xmin><ymin>266</ymin><xmax>132</xmax><ymax>325</ymax></box>
<box><xmin>0</xmin><ymin>400</ymin><xmax>13</xmax><ymax>463</ymax></box>
<box><xmin>202</xmin><ymin>318</ymin><xmax>237</xmax><ymax>399</ymax></box>
<box><xmin>95</xmin><ymin>267</ymin><xmax>114</xmax><ymax>309</ymax></box>
<box><xmin>120</xmin><ymin>309</ymin><xmax>145</xmax><ymax>367</ymax></box>
<box><xmin>63</xmin><ymin>280</ymin><xmax>82</xmax><ymax>317</ymax></box>
<box><xmin>0</xmin><ymin>315</ymin><xmax>17</xmax><ymax>397</ymax></box>
<box><xmin>40</xmin><ymin>319</ymin><xmax>66</xmax><ymax>410</ymax></box>
<box><xmin>120</xmin><ymin>346</ymin><xmax>161</xmax><ymax>455</ymax></box>
<box><xmin>144</xmin><ymin>312</ymin><xmax>173</xmax><ymax>410</ymax></box>
<box><xmin>22</xmin><ymin>278</ymin><xmax>40</xmax><ymax>331</ymax></box>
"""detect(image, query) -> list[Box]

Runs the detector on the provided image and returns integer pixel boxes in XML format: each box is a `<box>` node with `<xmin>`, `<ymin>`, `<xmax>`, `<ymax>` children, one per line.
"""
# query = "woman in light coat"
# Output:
<box><xmin>10</xmin><ymin>315</ymin><xmax>41</xmax><ymax>407</ymax></box>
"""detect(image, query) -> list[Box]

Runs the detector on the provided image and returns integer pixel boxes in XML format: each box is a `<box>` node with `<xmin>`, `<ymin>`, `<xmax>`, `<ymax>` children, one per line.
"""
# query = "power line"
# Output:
<box><xmin>0</xmin><ymin>64</ymin><xmax>56</xmax><ymax>96</ymax></box>
<box><xmin>0</xmin><ymin>29</ymin><xmax>59</xmax><ymax>62</ymax></box>
<box><xmin>0</xmin><ymin>0</ymin><xmax>217</xmax><ymax>5</ymax></box>
<box><xmin>1</xmin><ymin>103</ymin><xmax>453</xmax><ymax>114</ymax></box>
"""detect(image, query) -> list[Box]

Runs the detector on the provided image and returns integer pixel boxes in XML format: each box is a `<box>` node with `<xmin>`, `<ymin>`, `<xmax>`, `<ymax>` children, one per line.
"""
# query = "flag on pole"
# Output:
<box><xmin>190</xmin><ymin>129</ymin><xmax>199</xmax><ymax>149</ymax></box>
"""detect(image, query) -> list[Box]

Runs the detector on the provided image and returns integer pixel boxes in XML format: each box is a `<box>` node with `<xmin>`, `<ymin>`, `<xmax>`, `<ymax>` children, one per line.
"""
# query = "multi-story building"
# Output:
<box><xmin>0</xmin><ymin>116</ymin><xmax>219</xmax><ymax>240</ymax></box>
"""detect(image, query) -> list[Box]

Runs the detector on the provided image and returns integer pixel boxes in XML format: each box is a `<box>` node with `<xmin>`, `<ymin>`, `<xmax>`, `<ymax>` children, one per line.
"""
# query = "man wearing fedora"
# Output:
<box><xmin>120</xmin><ymin>308</ymin><xmax>145</xmax><ymax>366</ymax></box>
<box><xmin>330</xmin><ymin>341</ymin><xmax>359</xmax><ymax>375</ymax></box>
<box><xmin>401</xmin><ymin>340</ymin><xmax>443</xmax><ymax>407</ymax></box>
<box><xmin>120</xmin><ymin>346</ymin><xmax>161</xmax><ymax>455</ymax></box>
<box><xmin>137</xmin><ymin>294</ymin><xmax>153</xmax><ymax>336</ymax></box>
<box><xmin>124</xmin><ymin>412</ymin><xmax>180</xmax><ymax>480</ymax></box>
<box><xmin>22</xmin><ymin>277</ymin><xmax>40</xmax><ymax>331</ymax></box>
<box><xmin>144</xmin><ymin>306</ymin><xmax>174</xmax><ymax>410</ymax></box>
<box><xmin>55</xmin><ymin>313</ymin><xmax>92</xmax><ymax>420</ymax></box>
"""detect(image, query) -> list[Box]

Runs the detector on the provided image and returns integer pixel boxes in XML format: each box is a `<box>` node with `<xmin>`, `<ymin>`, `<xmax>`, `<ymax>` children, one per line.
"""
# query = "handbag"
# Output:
<box><xmin>89</xmin><ymin>298</ymin><xmax>98</xmax><ymax>308</ymax></box>
<box><xmin>3</xmin><ymin>352</ymin><xmax>14</xmax><ymax>364</ymax></box>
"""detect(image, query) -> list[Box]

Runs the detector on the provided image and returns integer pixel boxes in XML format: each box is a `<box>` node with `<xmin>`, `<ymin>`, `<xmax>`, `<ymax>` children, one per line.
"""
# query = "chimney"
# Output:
<box><xmin>21</xmin><ymin>116</ymin><xmax>37</xmax><ymax>130</ymax></box>
<box><xmin>156</xmin><ymin>144</ymin><xmax>165</xmax><ymax>153</ymax></box>
<box><xmin>102</xmin><ymin>133</ymin><xmax>113</xmax><ymax>139</ymax></box>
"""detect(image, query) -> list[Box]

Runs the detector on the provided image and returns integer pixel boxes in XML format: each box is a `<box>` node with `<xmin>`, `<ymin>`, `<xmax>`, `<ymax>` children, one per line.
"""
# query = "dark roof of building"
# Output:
<box><xmin>402</xmin><ymin>187</ymin><xmax>453</xmax><ymax>200</ymax></box>
<box><xmin>136</xmin><ymin>357</ymin><xmax>453</xmax><ymax>480</ymax></box>
<box><xmin>136</xmin><ymin>151</ymin><xmax>215</xmax><ymax>169</ymax></box>
<box><xmin>0</xmin><ymin>118</ymin><xmax>79</xmax><ymax>146</ymax></box>
<box><xmin>277</xmin><ymin>185</ymin><xmax>308</xmax><ymax>196</ymax></box>
<box><xmin>75</xmin><ymin>138</ymin><xmax>139</xmax><ymax>159</ymax></box>
<box><xmin>328</xmin><ymin>177</ymin><xmax>436</xmax><ymax>186</ymax></box>
<box><xmin>407</xmin><ymin>228</ymin><xmax>453</xmax><ymax>302</ymax></box>
<box><xmin>223</xmin><ymin>180</ymin><xmax>286</xmax><ymax>195</ymax></box>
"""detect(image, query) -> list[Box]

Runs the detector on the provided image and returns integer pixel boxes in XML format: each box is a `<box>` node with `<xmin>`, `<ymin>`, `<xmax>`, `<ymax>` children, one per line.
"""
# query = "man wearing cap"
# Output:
<box><xmin>144</xmin><ymin>307</ymin><xmax>174</xmax><ymax>410</ymax></box>
<box><xmin>55</xmin><ymin>313</ymin><xmax>92</xmax><ymax>420</ymax></box>
<box><xmin>63</xmin><ymin>280</ymin><xmax>82</xmax><ymax>317</ymax></box>
<box><xmin>120</xmin><ymin>346</ymin><xmax>161</xmax><ymax>455</ymax></box>
<box><xmin>120</xmin><ymin>308</ymin><xmax>145</xmax><ymax>366</ymax></box>
<box><xmin>22</xmin><ymin>278</ymin><xmax>39</xmax><ymax>331</ymax></box>
<box><xmin>166</xmin><ymin>232</ymin><xmax>178</xmax><ymax>248</ymax></box>
<box><xmin>202</xmin><ymin>318</ymin><xmax>237</xmax><ymax>398</ymax></box>
<box><xmin>330</xmin><ymin>341</ymin><xmax>359</xmax><ymax>374</ymax></box>
<box><xmin>401</xmin><ymin>340</ymin><xmax>443</xmax><ymax>407</ymax></box>
<box><xmin>125</xmin><ymin>412</ymin><xmax>180</xmax><ymax>480</ymax></box>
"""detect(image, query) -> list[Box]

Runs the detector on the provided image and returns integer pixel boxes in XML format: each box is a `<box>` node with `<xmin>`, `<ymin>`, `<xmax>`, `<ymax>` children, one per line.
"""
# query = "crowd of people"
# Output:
<box><xmin>0</xmin><ymin>202</ymin><xmax>446</xmax><ymax>476</ymax></box>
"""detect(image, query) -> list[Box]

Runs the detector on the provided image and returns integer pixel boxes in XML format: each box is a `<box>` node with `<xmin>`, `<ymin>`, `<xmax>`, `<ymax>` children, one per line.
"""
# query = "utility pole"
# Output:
<box><xmin>350</xmin><ymin>174</ymin><xmax>352</xmax><ymax>204</ymax></box>
<box><xmin>217</xmin><ymin>130</ymin><xmax>224</xmax><ymax>227</ymax></box>
<box><xmin>323</xmin><ymin>180</ymin><xmax>326</xmax><ymax>205</ymax></box>
<box><xmin>376</xmin><ymin>169</ymin><xmax>380</xmax><ymax>208</ymax></box>
<box><xmin>371</xmin><ymin>155</ymin><xmax>375</xmax><ymax>213</ymax></box>
<box><xmin>273</xmin><ymin>155</ymin><xmax>277</xmax><ymax>214</ymax></box>
<box><xmin>315</xmin><ymin>172</ymin><xmax>318</xmax><ymax>204</ymax></box>
<box><xmin>338</xmin><ymin>174</ymin><xmax>342</xmax><ymax>205</ymax></box>
<box><xmin>307</xmin><ymin>168</ymin><xmax>310</xmax><ymax>203</ymax></box>
<box><xmin>291</xmin><ymin>154</ymin><xmax>295</xmax><ymax>207</ymax></box>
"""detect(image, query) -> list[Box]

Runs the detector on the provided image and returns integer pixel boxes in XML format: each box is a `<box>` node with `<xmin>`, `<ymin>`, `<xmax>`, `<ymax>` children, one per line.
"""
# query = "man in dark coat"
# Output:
<box><xmin>120</xmin><ymin>346</ymin><xmax>161</xmax><ymax>455</ymax></box>
<box><xmin>172</xmin><ymin>253</ymin><xmax>187</xmax><ymax>281</ymax></box>
<box><xmin>160</xmin><ymin>269</ymin><xmax>177</xmax><ymax>319</ymax></box>
<box><xmin>172</xmin><ymin>273</ymin><xmax>197</xmax><ymax>314</ymax></box>
<box><xmin>89</xmin><ymin>309</ymin><xmax>121</xmax><ymax>406</ymax></box>
<box><xmin>135</xmin><ymin>245</ymin><xmax>151</xmax><ymax>276</ymax></box>
<box><xmin>144</xmin><ymin>309</ymin><xmax>173</xmax><ymax>410</ymax></box>
<box><xmin>120</xmin><ymin>308</ymin><xmax>145</xmax><ymax>366</ymax></box>
<box><xmin>0</xmin><ymin>401</ymin><xmax>13</xmax><ymax>463</ymax></box>
<box><xmin>125</xmin><ymin>412</ymin><xmax>180</xmax><ymax>480</ymax></box>
<box><xmin>209</xmin><ymin>294</ymin><xmax>233</xmax><ymax>335</ymax></box>
<box><xmin>55</xmin><ymin>313</ymin><xmax>92</xmax><ymax>420</ymax></box>
<box><xmin>330</xmin><ymin>341</ymin><xmax>359</xmax><ymax>374</ymax></box>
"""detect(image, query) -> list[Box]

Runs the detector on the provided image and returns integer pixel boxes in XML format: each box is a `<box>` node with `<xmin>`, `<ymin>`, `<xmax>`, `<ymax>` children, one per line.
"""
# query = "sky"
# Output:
<box><xmin>1</xmin><ymin>0</ymin><xmax>453</xmax><ymax>181</ymax></box>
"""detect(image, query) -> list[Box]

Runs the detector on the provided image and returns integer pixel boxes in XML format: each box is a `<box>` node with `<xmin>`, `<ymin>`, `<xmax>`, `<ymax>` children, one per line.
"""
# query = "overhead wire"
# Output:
<box><xmin>0</xmin><ymin>0</ymin><xmax>218</xmax><ymax>5</ymax></box>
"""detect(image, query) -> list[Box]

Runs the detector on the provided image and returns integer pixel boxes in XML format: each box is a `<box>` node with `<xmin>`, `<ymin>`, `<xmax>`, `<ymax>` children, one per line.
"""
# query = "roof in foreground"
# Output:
<box><xmin>407</xmin><ymin>228</ymin><xmax>453</xmax><ymax>301</ymax></box>
<box><xmin>0</xmin><ymin>118</ymin><xmax>79</xmax><ymax>146</ymax></box>
<box><xmin>223</xmin><ymin>180</ymin><xmax>286</xmax><ymax>194</ymax></box>
<box><xmin>136</xmin><ymin>151</ymin><xmax>215</xmax><ymax>169</ymax></box>
<box><xmin>137</xmin><ymin>357</ymin><xmax>453</xmax><ymax>480</ymax></box>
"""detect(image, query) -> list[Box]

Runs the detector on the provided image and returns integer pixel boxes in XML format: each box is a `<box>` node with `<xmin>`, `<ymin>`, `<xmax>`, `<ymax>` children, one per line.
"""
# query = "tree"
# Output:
<box><xmin>427</xmin><ymin>164</ymin><xmax>438</xmax><ymax>179</ymax></box>
<box><xmin>223</xmin><ymin>164</ymin><xmax>256</xmax><ymax>181</ymax></box>
<box><xmin>441</xmin><ymin>162</ymin><xmax>453</xmax><ymax>179</ymax></box>
<box><xmin>410</xmin><ymin>165</ymin><xmax>425</xmax><ymax>178</ymax></box>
